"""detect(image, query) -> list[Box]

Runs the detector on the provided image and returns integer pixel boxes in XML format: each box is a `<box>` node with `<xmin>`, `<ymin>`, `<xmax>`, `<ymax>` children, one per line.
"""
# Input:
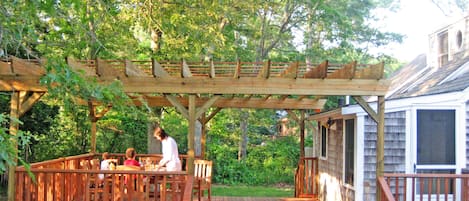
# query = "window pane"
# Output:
<box><xmin>345</xmin><ymin>119</ymin><xmax>354</xmax><ymax>185</ymax></box>
<box><xmin>321</xmin><ymin>126</ymin><xmax>327</xmax><ymax>157</ymax></box>
<box><xmin>417</xmin><ymin>110</ymin><xmax>455</xmax><ymax>165</ymax></box>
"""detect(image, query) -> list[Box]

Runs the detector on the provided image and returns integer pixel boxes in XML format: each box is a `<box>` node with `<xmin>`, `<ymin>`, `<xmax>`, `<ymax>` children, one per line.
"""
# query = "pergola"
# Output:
<box><xmin>1</xmin><ymin>56</ymin><xmax>388</xmax><ymax>201</ymax></box>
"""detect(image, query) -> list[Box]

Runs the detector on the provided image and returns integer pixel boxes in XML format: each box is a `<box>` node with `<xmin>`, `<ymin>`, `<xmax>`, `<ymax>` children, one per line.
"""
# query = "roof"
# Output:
<box><xmin>386</xmin><ymin>54</ymin><xmax>469</xmax><ymax>100</ymax></box>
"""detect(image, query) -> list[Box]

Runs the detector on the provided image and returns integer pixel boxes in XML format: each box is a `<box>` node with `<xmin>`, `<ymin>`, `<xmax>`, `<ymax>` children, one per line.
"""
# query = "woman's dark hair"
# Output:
<box><xmin>150</xmin><ymin>122</ymin><xmax>168</xmax><ymax>139</ymax></box>
<box><xmin>155</xmin><ymin>126</ymin><xmax>168</xmax><ymax>140</ymax></box>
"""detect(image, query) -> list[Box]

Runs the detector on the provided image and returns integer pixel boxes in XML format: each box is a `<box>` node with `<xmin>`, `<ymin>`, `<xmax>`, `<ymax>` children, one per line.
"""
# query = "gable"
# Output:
<box><xmin>387</xmin><ymin>15</ymin><xmax>469</xmax><ymax>100</ymax></box>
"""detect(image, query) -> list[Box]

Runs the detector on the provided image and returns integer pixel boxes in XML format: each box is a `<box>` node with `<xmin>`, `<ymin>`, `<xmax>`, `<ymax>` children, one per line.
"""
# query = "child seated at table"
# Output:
<box><xmin>99</xmin><ymin>152</ymin><xmax>116</xmax><ymax>180</ymax></box>
<box><xmin>124</xmin><ymin>147</ymin><xmax>141</xmax><ymax>167</ymax></box>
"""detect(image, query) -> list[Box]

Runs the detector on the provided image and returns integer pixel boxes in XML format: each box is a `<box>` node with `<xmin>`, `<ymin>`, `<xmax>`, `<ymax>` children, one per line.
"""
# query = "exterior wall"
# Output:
<box><xmin>318</xmin><ymin>120</ymin><xmax>350</xmax><ymax>201</ymax></box>
<box><xmin>428</xmin><ymin>15</ymin><xmax>469</xmax><ymax>67</ymax></box>
<box><xmin>362</xmin><ymin>111</ymin><xmax>406</xmax><ymax>201</ymax></box>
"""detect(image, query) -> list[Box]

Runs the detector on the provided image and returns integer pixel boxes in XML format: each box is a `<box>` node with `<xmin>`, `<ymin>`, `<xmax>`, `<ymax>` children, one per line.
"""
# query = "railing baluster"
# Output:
<box><xmin>395</xmin><ymin>176</ymin><xmax>399</xmax><ymax>200</ymax></box>
<box><xmin>444</xmin><ymin>178</ymin><xmax>449</xmax><ymax>201</ymax></box>
<box><xmin>419</xmin><ymin>177</ymin><xmax>424</xmax><ymax>201</ymax></box>
<box><xmin>427</xmin><ymin>177</ymin><xmax>432</xmax><ymax>201</ymax></box>
<box><xmin>403</xmin><ymin>177</ymin><xmax>407</xmax><ymax>201</ymax></box>
<box><xmin>412</xmin><ymin>177</ymin><xmax>415</xmax><ymax>201</ymax></box>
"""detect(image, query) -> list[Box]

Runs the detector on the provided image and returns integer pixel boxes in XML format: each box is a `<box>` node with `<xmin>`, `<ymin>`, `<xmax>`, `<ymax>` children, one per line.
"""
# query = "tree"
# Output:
<box><xmin>0</xmin><ymin>111</ymin><xmax>31</xmax><ymax>174</ymax></box>
<box><xmin>0</xmin><ymin>0</ymin><xmax>409</xmax><ymax>186</ymax></box>
<box><xmin>431</xmin><ymin>0</ymin><xmax>468</xmax><ymax>16</ymax></box>
<box><xmin>301</xmin><ymin>0</ymin><xmax>403</xmax><ymax>64</ymax></box>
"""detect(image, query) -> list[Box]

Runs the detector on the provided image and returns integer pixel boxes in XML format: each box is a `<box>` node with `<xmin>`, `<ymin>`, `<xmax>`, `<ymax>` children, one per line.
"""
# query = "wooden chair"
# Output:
<box><xmin>193</xmin><ymin>159</ymin><xmax>213</xmax><ymax>201</ymax></box>
<box><xmin>81</xmin><ymin>159</ymin><xmax>105</xmax><ymax>201</ymax></box>
<box><xmin>115</xmin><ymin>165</ymin><xmax>147</xmax><ymax>201</ymax></box>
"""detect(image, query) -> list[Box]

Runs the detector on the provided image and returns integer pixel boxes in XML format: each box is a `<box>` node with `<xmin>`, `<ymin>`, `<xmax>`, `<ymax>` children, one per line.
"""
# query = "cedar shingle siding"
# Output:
<box><xmin>363</xmin><ymin>111</ymin><xmax>406</xmax><ymax>201</ymax></box>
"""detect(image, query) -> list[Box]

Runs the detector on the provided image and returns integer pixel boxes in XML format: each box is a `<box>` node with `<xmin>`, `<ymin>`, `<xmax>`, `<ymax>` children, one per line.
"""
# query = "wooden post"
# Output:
<box><xmin>376</xmin><ymin>96</ymin><xmax>385</xmax><ymax>201</ymax></box>
<box><xmin>200</xmin><ymin>113</ymin><xmax>206</xmax><ymax>158</ymax></box>
<box><xmin>89</xmin><ymin>102</ymin><xmax>98</xmax><ymax>154</ymax></box>
<box><xmin>199</xmin><ymin>108</ymin><xmax>221</xmax><ymax>159</ymax></box>
<box><xmin>88</xmin><ymin>101</ymin><xmax>110</xmax><ymax>154</ymax></box>
<box><xmin>300</xmin><ymin>110</ymin><xmax>305</xmax><ymax>159</ymax></box>
<box><xmin>90</xmin><ymin>120</ymin><xmax>97</xmax><ymax>153</ymax></box>
<box><xmin>7</xmin><ymin>92</ymin><xmax>20</xmax><ymax>201</ymax></box>
<box><xmin>187</xmin><ymin>95</ymin><xmax>196</xmax><ymax>174</ymax></box>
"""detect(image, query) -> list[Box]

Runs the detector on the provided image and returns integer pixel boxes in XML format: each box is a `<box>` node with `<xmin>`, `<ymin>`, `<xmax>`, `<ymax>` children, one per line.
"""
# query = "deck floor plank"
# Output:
<box><xmin>210</xmin><ymin>197</ymin><xmax>316</xmax><ymax>201</ymax></box>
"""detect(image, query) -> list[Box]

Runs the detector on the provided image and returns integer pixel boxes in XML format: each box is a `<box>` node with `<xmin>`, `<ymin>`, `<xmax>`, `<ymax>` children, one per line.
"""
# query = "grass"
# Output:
<box><xmin>212</xmin><ymin>185</ymin><xmax>294</xmax><ymax>197</ymax></box>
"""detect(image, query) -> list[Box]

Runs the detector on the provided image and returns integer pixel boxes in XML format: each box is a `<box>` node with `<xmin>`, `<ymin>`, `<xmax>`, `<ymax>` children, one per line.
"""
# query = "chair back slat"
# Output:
<box><xmin>193</xmin><ymin>159</ymin><xmax>213</xmax><ymax>201</ymax></box>
<box><xmin>194</xmin><ymin>160</ymin><xmax>212</xmax><ymax>180</ymax></box>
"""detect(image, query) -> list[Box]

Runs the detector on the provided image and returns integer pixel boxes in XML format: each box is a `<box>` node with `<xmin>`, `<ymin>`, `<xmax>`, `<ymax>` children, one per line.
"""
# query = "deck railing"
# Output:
<box><xmin>295</xmin><ymin>157</ymin><xmax>319</xmax><ymax>198</ymax></box>
<box><xmin>15</xmin><ymin>153</ymin><xmax>194</xmax><ymax>201</ymax></box>
<box><xmin>15</xmin><ymin>168</ymin><xmax>189</xmax><ymax>201</ymax></box>
<box><xmin>378</xmin><ymin>173</ymin><xmax>469</xmax><ymax>201</ymax></box>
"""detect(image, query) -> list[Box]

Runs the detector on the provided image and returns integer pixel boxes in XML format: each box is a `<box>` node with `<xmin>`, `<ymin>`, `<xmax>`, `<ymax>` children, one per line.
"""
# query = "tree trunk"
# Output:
<box><xmin>86</xmin><ymin>0</ymin><xmax>98</xmax><ymax>59</ymax></box>
<box><xmin>147</xmin><ymin>108</ymin><xmax>163</xmax><ymax>154</ymax></box>
<box><xmin>238</xmin><ymin>110</ymin><xmax>248</xmax><ymax>160</ymax></box>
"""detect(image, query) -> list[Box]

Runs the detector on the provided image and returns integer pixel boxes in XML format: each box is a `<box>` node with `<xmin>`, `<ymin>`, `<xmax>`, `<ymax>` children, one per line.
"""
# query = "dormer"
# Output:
<box><xmin>428</xmin><ymin>15</ymin><xmax>469</xmax><ymax>68</ymax></box>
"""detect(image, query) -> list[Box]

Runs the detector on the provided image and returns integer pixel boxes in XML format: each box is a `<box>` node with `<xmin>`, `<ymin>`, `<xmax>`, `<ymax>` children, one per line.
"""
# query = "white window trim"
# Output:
<box><xmin>355</xmin><ymin>115</ymin><xmax>365</xmax><ymax>201</ymax></box>
<box><xmin>409</xmin><ymin>104</ymin><xmax>465</xmax><ymax>201</ymax></box>
<box><xmin>342</xmin><ymin>117</ymin><xmax>356</xmax><ymax>189</ymax></box>
<box><xmin>411</xmin><ymin>105</ymin><xmax>464</xmax><ymax>171</ymax></box>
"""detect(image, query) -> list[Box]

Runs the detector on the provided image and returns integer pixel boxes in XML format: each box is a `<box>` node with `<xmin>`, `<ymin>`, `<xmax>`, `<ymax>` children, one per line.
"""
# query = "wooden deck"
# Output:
<box><xmin>212</xmin><ymin>197</ymin><xmax>316</xmax><ymax>201</ymax></box>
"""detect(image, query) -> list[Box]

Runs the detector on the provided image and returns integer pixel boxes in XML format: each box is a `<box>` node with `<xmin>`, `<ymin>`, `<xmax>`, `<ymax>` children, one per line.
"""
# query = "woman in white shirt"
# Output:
<box><xmin>153</xmin><ymin>126</ymin><xmax>182</xmax><ymax>171</ymax></box>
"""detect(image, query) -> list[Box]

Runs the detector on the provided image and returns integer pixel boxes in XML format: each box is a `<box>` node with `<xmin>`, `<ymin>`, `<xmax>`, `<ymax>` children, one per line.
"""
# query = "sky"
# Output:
<box><xmin>375</xmin><ymin>0</ymin><xmax>457</xmax><ymax>61</ymax></box>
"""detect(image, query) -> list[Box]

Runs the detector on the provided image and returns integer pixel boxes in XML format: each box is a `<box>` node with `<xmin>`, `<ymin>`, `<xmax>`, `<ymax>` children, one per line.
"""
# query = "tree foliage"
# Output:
<box><xmin>0</xmin><ymin>0</ymin><xmax>407</xmax><ymax>185</ymax></box>
<box><xmin>0</xmin><ymin>106</ymin><xmax>31</xmax><ymax>173</ymax></box>
<box><xmin>431</xmin><ymin>0</ymin><xmax>468</xmax><ymax>16</ymax></box>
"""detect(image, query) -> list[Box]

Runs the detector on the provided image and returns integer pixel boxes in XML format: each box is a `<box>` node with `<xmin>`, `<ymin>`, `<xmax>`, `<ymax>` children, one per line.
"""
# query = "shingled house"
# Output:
<box><xmin>309</xmin><ymin>14</ymin><xmax>469</xmax><ymax>201</ymax></box>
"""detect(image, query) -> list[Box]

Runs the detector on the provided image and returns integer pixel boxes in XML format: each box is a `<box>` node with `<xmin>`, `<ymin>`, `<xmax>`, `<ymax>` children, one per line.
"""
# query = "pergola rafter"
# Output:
<box><xmin>1</xmin><ymin>56</ymin><xmax>388</xmax><ymax>201</ymax></box>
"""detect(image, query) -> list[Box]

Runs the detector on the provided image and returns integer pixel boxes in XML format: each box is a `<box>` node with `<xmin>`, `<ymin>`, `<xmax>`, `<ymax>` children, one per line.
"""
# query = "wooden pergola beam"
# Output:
<box><xmin>352</xmin><ymin>96</ymin><xmax>379</xmax><ymax>123</ymax></box>
<box><xmin>151</xmin><ymin>59</ymin><xmax>170</xmax><ymax>78</ymax></box>
<box><xmin>279</xmin><ymin>61</ymin><xmax>299</xmax><ymax>79</ymax></box>
<box><xmin>376</xmin><ymin>96</ymin><xmax>385</xmax><ymax>200</ymax></box>
<box><xmin>18</xmin><ymin>92</ymin><xmax>45</xmax><ymax>116</ymax></box>
<box><xmin>257</xmin><ymin>60</ymin><xmax>271</xmax><ymax>79</ymax></box>
<box><xmin>131</xmin><ymin>96</ymin><xmax>327</xmax><ymax>110</ymax></box>
<box><xmin>113</xmin><ymin>77</ymin><xmax>389</xmax><ymax>96</ymax></box>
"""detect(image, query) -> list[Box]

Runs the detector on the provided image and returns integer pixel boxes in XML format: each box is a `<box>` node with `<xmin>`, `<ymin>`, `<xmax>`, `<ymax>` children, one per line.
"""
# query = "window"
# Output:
<box><xmin>438</xmin><ymin>31</ymin><xmax>449</xmax><ymax>67</ymax></box>
<box><xmin>417</xmin><ymin>110</ymin><xmax>455</xmax><ymax>165</ymax></box>
<box><xmin>414</xmin><ymin>109</ymin><xmax>456</xmax><ymax>198</ymax></box>
<box><xmin>456</xmin><ymin>30</ymin><xmax>463</xmax><ymax>49</ymax></box>
<box><xmin>320</xmin><ymin>125</ymin><xmax>327</xmax><ymax>158</ymax></box>
<box><xmin>344</xmin><ymin>119</ymin><xmax>355</xmax><ymax>185</ymax></box>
